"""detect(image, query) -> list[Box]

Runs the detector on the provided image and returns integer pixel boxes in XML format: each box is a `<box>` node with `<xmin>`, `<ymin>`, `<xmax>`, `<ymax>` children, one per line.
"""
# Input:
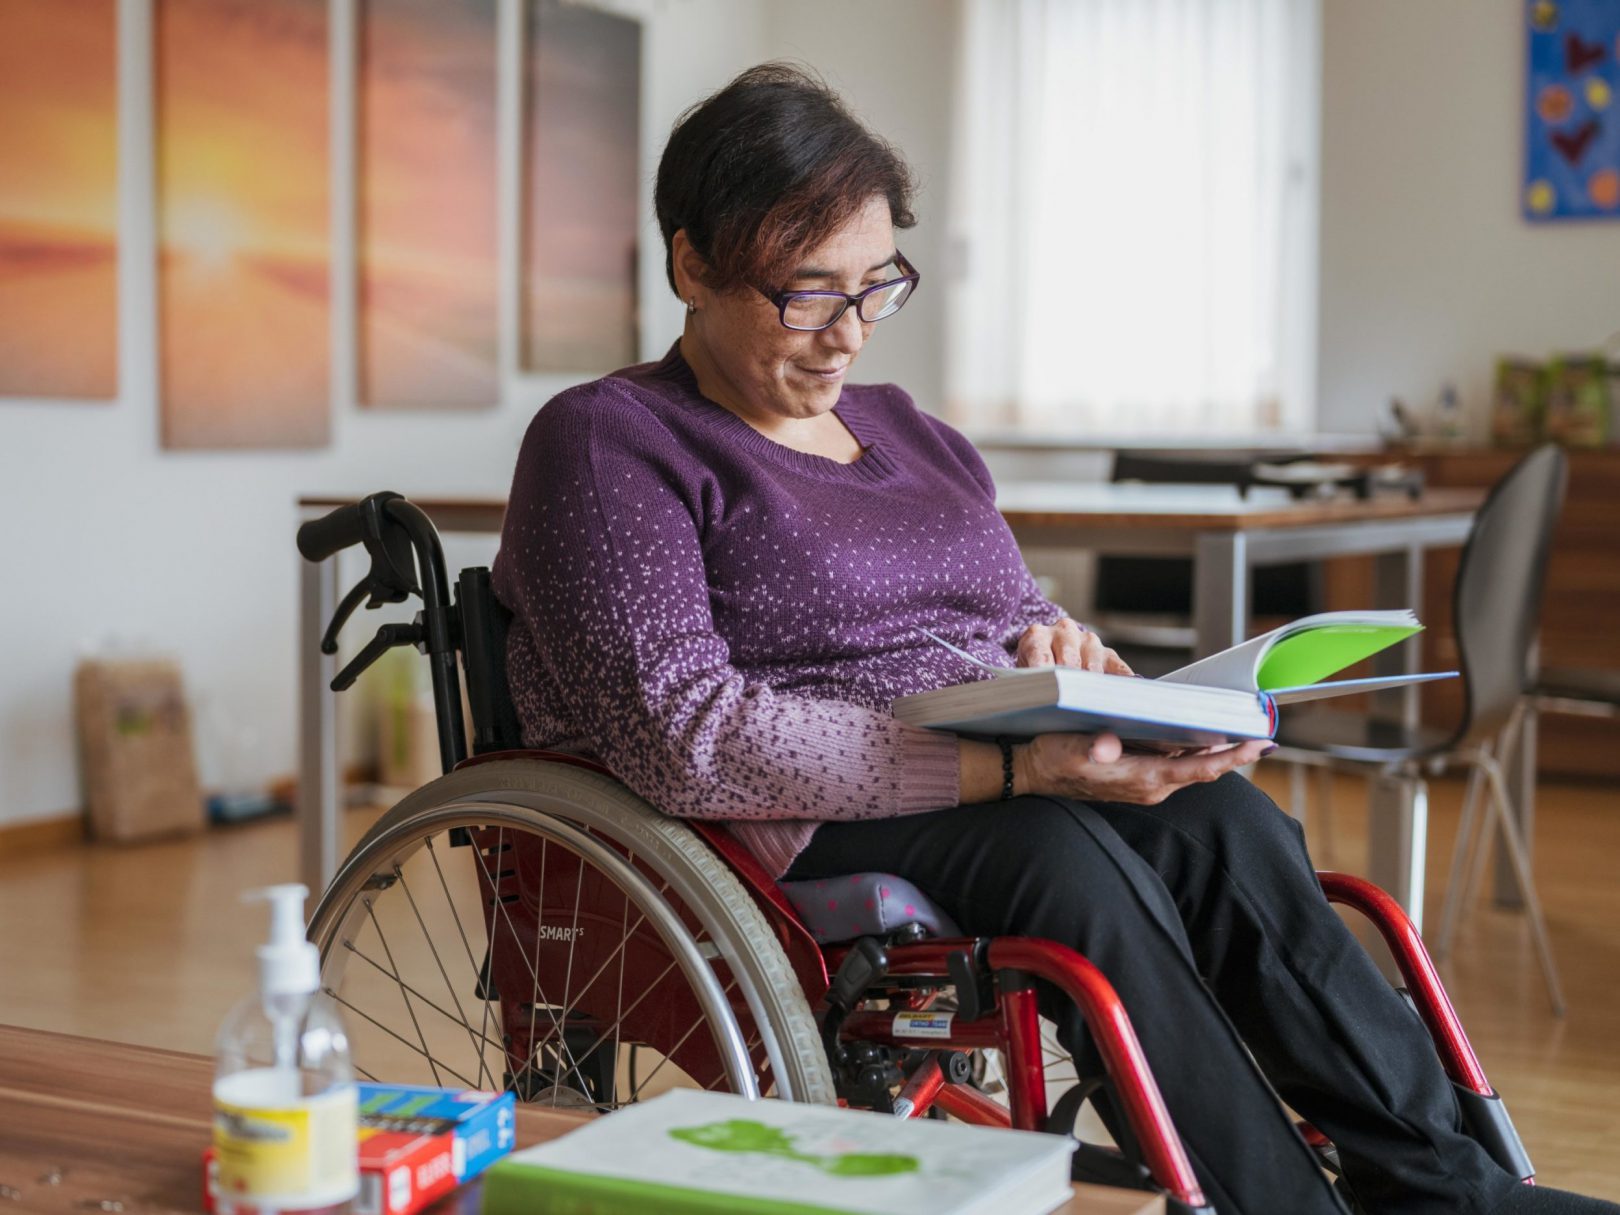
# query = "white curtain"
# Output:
<box><xmin>945</xmin><ymin>0</ymin><xmax>1320</xmax><ymax>435</ymax></box>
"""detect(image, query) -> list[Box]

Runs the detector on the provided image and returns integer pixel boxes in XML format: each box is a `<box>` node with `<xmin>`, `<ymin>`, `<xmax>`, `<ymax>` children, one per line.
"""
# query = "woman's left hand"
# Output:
<box><xmin>1016</xmin><ymin>620</ymin><xmax>1133</xmax><ymax>675</ymax></box>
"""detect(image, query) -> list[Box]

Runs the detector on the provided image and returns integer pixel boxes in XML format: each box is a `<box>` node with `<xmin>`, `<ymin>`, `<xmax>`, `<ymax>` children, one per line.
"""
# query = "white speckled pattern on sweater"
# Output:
<box><xmin>490</xmin><ymin>342</ymin><xmax>1066</xmax><ymax>876</ymax></box>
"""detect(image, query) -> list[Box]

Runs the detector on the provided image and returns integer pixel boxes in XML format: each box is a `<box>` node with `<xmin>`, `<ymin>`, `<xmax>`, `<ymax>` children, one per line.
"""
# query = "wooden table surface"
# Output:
<box><xmin>992</xmin><ymin>483</ymin><xmax>1482</xmax><ymax>531</ymax></box>
<box><xmin>0</xmin><ymin>1026</ymin><xmax>1161</xmax><ymax>1215</ymax></box>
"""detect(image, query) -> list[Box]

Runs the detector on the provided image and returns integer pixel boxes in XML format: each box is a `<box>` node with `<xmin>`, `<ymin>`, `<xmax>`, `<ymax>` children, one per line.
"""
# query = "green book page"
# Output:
<box><xmin>1255</xmin><ymin>624</ymin><xmax>1421</xmax><ymax>691</ymax></box>
<box><xmin>481</xmin><ymin>1163</ymin><xmax>852</xmax><ymax>1215</ymax></box>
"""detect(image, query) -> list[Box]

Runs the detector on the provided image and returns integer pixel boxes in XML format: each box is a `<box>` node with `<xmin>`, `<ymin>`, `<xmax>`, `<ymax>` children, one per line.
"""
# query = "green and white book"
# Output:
<box><xmin>896</xmin><ymin>610</ymin><xmax>1454</xmax><ymax>750</ymax></box>
<box><xmin>479</xmin><ymin>1089</ymin><xmax>1076</xmax><ymax>1215</ymax></box>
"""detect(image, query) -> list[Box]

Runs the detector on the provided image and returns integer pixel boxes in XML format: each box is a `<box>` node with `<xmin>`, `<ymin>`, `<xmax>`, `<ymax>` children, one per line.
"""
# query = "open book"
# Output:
<box><xmin>892</xmin><ymin>611</ymin><xmax>1456</xmax><ymax>749</ymax></box>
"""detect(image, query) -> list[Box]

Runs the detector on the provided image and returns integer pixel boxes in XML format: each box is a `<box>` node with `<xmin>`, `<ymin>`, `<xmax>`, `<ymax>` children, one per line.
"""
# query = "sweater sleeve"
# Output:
<box><xmin>492</xmin><ymin>385</ymin><xmax>961</xmax><ymax>824</ymax></box>
<box><xmin>915</xmin><ymin>404</ymin><xmax>1070</xmax><ymax>651</ymax></box>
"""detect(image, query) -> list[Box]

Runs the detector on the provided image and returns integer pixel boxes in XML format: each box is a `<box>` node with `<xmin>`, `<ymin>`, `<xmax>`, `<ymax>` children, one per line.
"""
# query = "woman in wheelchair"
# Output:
<box><xmin>433</xmin><ymin>64</ymin><xmax>1612</xmax><ymax>1215</ymax></box>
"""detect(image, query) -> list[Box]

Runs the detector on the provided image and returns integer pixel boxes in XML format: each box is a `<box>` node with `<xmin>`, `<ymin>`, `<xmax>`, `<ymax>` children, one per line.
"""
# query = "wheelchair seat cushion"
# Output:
<box><xmin>777</xmin><ymin>873</ymin><xmax>961</xmax><ymax>944</ymax></box>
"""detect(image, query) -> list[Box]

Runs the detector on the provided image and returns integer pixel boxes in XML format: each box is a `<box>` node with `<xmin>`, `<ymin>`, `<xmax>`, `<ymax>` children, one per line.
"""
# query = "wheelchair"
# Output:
<box><xmin>298</xmin><ymin>492</ymin><xmax>1534</xmax><ymax>1214</ymax></box>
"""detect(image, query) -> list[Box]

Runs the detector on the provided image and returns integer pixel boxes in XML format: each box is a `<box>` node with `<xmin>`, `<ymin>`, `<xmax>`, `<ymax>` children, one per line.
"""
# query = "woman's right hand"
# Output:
<box><xmin>1017</xmin><ymin>732</ymin><xmax>1272</xmax><ymax>805</ymax></box>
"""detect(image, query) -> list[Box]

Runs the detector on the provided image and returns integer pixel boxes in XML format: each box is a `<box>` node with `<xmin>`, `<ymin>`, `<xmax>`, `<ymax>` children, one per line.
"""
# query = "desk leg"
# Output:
<box><xmin>1367</xmin><ymin>772</ymin><xmax>1428</xmax><ymax>941</ymax></box>
<box><xmin>1372</xmin><ymin>546</ymin><xmax>1424</xmax><ymax>727</ymax></box>
<box><xmin>299</xmin><ymin>555</ymin><xmax>341</xmax><ymax>897</ymax></box>
<box><xmin>1361</xmin><ymin>547</ymin><xmax>1427</xmax><ymax>946</ymax></box>
<box><xmin>1192</xmin><ymin>532</ymin><xmax>1247</xmax><ymax>659</ymax></box>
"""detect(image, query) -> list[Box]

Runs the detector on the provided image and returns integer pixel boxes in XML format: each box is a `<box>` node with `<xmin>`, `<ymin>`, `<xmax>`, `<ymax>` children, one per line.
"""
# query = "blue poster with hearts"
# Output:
<box><xmin>1524</xmin><ymin>0</ymin><xmax>1620</xmax><ymax>221</ymax></box>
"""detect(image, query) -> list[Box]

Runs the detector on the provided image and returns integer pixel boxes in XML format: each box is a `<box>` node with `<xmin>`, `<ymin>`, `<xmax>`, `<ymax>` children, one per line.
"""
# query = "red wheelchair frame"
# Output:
<box><xmin>461</xmin><ymin>747</ymin><xmax>1525</xmax><ymax>1215</ymax></box>
<box><xmin>299</xmin><ymin>493</ymin><xmax>1534</xmax><ymax>1215</ymax></box>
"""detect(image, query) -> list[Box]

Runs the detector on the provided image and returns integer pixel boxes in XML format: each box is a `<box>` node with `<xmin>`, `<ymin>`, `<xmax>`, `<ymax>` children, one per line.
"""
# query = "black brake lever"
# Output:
<box><xmin>321</xmin><ymin>579</ymin><xmax>374</xmax><ymax>656</ymax></box>
<box><xmin>331</xmin><ymin>621</ymin><xmax>426</xmax><ymax>693</ymax></box>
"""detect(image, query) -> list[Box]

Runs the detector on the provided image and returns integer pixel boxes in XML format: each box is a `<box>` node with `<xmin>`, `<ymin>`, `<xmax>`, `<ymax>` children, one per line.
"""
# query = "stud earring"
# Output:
<box><xmin>686</xmin><ymin>297</ymin><xmax>698</xmax><ymax>315</ymax></box>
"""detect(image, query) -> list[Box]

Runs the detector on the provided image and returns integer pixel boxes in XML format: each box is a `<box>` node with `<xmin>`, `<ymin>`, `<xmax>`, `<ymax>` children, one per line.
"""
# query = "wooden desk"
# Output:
<box><xmin>0</xmin><ymin>1026</ymin><xmax>1160</xmax><ymax>1215</ymax></box>
<box><xmin>298</xmin><ymin>487</ymin><xmax>1480</xmax><ymax>922</ymax></box>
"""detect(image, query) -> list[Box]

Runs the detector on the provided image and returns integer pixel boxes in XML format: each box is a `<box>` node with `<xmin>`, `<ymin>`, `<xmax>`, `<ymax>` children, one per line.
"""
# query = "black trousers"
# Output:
<box><xmin>784</xmin><ymin>775</ymin><xmax>1519</xmax><ymax>1215</ymax></box>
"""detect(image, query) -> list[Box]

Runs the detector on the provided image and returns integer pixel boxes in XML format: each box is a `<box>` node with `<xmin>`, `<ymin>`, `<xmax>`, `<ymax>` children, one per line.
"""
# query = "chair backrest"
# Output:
<box><xmin>1451</xmin><ymin>444</ymin><xmax>1568</xmax><ymax>744</ymax></box>
<box><xmin>456</xmin><ymin>566</ymin><xmax>526</xmax><ymax>754</ymax></box>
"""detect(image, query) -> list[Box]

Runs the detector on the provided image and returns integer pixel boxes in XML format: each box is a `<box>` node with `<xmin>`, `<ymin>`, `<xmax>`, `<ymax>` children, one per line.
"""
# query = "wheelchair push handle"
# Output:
<box><xmin>296</xmin><ymin>492</ymin><xmax>469</xmax><ymax>774</ymax></box>
<box><xmin>298</xmin><ymin>497</ymin><xmax>381</xmax><ymax>563</ymax></box>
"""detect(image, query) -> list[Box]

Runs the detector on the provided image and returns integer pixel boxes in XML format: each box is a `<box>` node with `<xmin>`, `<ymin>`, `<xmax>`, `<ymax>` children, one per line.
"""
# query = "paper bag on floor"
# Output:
<box><xmin>74</xmin><ymin>658</ymin><xmax>203</xmax><ymax>842</ymax></box>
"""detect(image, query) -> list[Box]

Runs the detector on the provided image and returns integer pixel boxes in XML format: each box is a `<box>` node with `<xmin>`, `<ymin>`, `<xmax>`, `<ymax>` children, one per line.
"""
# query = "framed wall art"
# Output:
<box><xmin>0</xmin><ymin>0</ymin><xmax>119</xmax><ymax>399</ymax></box>
<box><xmin>155</xmin><ymin>0</ymin><xmax>330</xmax><ymax>449</ymax></box>
<box><xmin>1525</xmin><ymin>0</ymin><xmax>1620</xmax><ymax>221</ymax></box>
<box><xmin>357</xmin><ymin>0</ymin><xmax>499</xmax><ymax>409</ymax></box>
<box><xmin>521</xmin><ymin>0</ymin><xmax>641</xmax><ymax>373</ymax></box>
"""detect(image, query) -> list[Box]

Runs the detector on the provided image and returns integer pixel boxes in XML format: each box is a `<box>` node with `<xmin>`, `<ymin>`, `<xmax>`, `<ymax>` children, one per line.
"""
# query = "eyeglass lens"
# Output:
<box><xmin>781</xmin><ymin>278</ymin><xmax>915</xmax><ymax>330</ymax></box>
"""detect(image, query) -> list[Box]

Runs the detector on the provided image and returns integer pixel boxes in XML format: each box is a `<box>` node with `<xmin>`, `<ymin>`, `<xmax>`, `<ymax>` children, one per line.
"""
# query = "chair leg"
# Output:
<box><xmin>1433</xmin><ymin>762</ymin><xmax>1486</xmax><ymax>961</ymax></box>
<box><xmin>1458</xmin><ymin>744</ymin><xmax>1501</xmax><ymax>915</ymax></box>
<box><xmin>1479</xmin><ymin>754</ymin><xmax>1566</xmax><ymax>1017</ymax></box>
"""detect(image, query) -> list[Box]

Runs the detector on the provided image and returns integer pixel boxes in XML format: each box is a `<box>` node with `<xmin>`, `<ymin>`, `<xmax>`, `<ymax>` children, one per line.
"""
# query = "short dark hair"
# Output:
<box><xmin>654</xmin><ymin>63</ymin><xmax>917</xmax><ymax>298</ymax></box>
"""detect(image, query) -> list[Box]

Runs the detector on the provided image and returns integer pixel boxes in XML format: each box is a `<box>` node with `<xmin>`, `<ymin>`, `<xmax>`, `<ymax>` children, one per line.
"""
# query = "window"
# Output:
<box><xmin>944</xmin><ymin>0</ymin><xmax>1320</xmax><ymax>435</ymax></box>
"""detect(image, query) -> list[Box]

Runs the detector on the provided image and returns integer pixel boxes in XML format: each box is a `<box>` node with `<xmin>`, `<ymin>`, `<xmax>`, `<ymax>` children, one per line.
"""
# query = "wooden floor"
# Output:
<box><xmin>1</xmin><ymin>770</ymin><xmax>1616</xmax><ymax>1198</ymax></box>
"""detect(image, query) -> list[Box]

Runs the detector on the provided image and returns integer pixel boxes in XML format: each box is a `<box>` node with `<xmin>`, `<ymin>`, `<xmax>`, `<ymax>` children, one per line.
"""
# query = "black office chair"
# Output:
<box><xmin>1271</xmin><ymin>445</ymin><xmax>1569</xmax><ymax>1015</ymax></box>
<box><xmin>1526</xmin><ymin>667</ymin><xmax>1620</xmax><ymax>722</ymax></box>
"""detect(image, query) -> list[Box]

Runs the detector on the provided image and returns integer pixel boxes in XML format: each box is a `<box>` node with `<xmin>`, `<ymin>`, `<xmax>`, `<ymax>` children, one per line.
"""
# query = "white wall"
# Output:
<box><xmin>1316</xmin><ymin>0</ymin><xmax>1620</xmax><ymax>436</ymax></box>
<box><xmin>0</xmin><ymin>0</ymin><xmax>773</xmax><ymax>826</ymax></box>
<box><xmin>763</xmin><ymin>0</ymin><xmax>962</xmax><ymax>417</ymax></box>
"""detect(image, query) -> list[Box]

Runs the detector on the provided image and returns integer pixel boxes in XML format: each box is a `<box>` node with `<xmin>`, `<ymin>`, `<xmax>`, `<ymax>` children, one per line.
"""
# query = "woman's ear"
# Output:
<box><xmin>671</xmin><ymin>229</ymin><xmax>709</xmax><ymax>306</ymax></box>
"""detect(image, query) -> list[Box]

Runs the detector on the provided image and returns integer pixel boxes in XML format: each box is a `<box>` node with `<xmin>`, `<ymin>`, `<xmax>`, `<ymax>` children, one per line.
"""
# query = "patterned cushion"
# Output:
<box><xmin>777</xmin><ymin>873</ymin><xmax>961</xmax><ymax>944</ymax></box>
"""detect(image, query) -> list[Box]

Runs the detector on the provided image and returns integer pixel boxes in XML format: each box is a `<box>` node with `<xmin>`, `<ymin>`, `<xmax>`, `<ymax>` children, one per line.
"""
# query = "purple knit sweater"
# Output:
<box><xmin>491</xmin><ymin>342</ymin><xmax>1065</xmax><ymax>876</ymax></box>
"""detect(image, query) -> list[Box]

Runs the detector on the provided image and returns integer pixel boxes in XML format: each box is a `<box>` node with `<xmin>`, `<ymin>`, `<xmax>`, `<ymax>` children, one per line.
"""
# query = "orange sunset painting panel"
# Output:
<box><xmin>359</xmin><ymin>0</ymin><xmax>498</xmax><ymax>409</ymax></box>
<box><xmin>0</xmin><ymin>0</ymin><xmax>118</xmax><ymax>399</ymax></box>
<box><xmin>522</xmin><ymin>0</ymin><xmax>640</xmax><ymax>372</ymax></box>
<box><xmin>156</xmin><ymin>0</ymin><xmax>329</xmax><ymax>449</ymax></box>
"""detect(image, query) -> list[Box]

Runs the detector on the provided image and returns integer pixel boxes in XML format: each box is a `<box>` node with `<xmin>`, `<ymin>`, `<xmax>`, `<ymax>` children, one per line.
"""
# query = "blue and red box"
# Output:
<box><xmin>357</xmin><ymin>1083</ymin><xmax>517</xmax><ymax>1189</ymax></box>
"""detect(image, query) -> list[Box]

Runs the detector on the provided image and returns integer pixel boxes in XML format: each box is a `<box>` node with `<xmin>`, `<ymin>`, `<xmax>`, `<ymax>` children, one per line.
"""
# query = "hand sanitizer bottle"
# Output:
<box><xmin>214</xmin><ymin>884</ymin><xmax>358</xmax><ymax>1215</ymax></box>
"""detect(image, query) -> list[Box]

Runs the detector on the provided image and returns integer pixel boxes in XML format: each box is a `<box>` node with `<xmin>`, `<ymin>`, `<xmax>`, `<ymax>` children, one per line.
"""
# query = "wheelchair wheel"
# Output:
<box><xmin>307</xmin><ymin>759</ymin><xmax>836</xmax><ymax>1107</ymax></box>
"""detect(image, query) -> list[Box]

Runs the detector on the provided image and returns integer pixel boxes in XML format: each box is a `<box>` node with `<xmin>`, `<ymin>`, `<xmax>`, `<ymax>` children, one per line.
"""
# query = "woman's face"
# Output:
<box><xmin>676</xmin><ymin>195</ymin><xmax>900</xmax><ymax>424</ymax></box>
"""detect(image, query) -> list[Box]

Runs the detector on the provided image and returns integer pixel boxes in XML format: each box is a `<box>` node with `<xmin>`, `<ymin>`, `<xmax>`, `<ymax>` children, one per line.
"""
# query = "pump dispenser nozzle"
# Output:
<box><xmin>244</xmin><ymin>883</ymin><xmax>320</xmax><ymax>998</ymax></box>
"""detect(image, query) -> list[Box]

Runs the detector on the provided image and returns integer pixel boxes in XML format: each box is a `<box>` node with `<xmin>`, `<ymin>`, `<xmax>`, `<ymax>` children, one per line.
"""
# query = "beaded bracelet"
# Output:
<box><xmin>994</xmin><ymin>735</ymin><xmax>1016</xmax><ymax>800</ymax></box>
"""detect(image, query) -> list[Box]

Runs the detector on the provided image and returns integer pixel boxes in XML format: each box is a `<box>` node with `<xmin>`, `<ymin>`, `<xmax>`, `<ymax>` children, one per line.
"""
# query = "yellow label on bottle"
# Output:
<box><xmin>214</xmin><ymin>1073</ymin><xmax>358</xmax><ymax>1206</ymax></box>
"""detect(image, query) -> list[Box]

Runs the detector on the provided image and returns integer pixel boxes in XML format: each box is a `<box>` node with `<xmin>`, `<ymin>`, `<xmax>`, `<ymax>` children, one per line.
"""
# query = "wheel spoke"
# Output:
<box><xmin>342</xmin><ymin>939</ymin><xmax>507</xmax><ymax>1055</ymax></box>
<box><xmin>627</xmin><ymin>1013</ymin><xmax>709</xmax><ymax>1102</ymax></box>
<box><xmin>326</xmin><ymin>986</ymin><xmax>479</xmax><ymax>1089</ymax></box>
<box><xmin>625</xmin><ymin>976</ymin><xmax>739</xmax><ymax>1103</ymax></box>
<box><xmin>547</xmin><ymin>849</ymin><xmax>589</xmax><ymax>1107</ymax></box>
<box><xmin>394</xmin><ymin>864</ymin><xmax>494</xmax><ymax>1090</ymax></box>
<box><xmin>540</xmin><ymin>955</ymin><xmax>683</xmax><ymax>1086</ymax></box>
<box><xmin>464</xmin><ymin>829</ymin><xmax>594</xmax><ymax>1098</ymax></box>
<box><xmin>364</xmin><ymin>898</ymin><xmax>442</xmax><ymax>1088</ymax></box>
<box><xmin>424</xmin><ymin>836</ymin><xmax>500</xmax><ymax>1089</ymax></box>
<box><xmin>483</xmin><ymin>829</ymin><xmax>505</xmax><ymax>1086</ymax></box>
<box><xmin>609</xmin><ymin>850</ymin><xmax>635</xmax><ymax>1107</ymax></box>
<box><xmin>522</xmin><ymin>835</ymin><xmax>550</xmax><ymax>1100</ymax></box>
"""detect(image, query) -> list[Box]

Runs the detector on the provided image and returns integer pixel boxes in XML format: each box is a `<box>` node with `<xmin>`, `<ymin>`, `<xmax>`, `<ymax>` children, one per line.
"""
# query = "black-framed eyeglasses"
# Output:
<box><xmin>758</xmin><ymin>250</ymin><xmax>921</xmax><ymax>332</ymax></box>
